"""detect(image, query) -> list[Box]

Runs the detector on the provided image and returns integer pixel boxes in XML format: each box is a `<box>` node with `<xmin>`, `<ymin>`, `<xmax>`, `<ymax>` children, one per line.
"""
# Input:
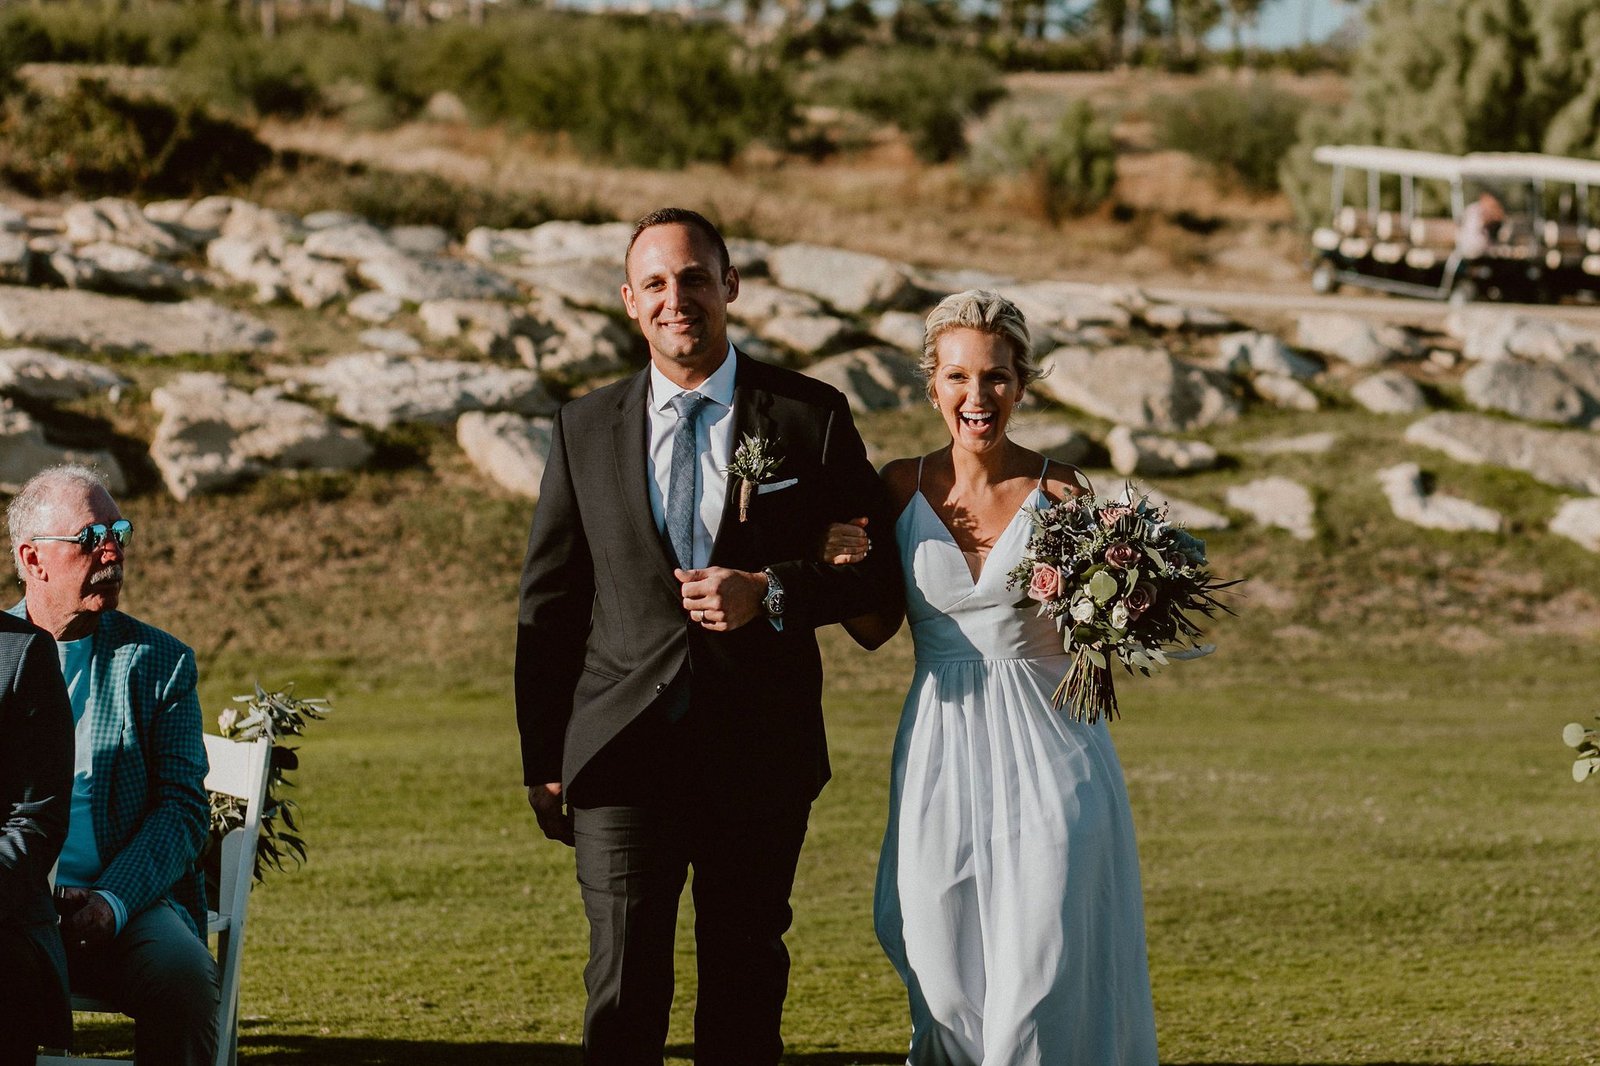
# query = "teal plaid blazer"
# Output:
<box><xmin>6</xmin><ymin>603</ymin><xmax>210</xmax><ymax>938</ymax></box>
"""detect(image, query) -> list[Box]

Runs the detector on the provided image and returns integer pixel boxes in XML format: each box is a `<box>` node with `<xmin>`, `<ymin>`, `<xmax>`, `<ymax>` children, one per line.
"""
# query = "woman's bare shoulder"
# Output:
<box><xmin>1041</xmin><ymin>460</ymin><xmax>1093</xmax><ymax>503</ymax></box>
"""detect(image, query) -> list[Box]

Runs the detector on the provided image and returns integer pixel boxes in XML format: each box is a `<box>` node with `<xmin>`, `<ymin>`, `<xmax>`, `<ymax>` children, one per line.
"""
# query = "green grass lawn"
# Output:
<box><xmin>56</xmin><ymin>405</ymin><xmax>1600</xmax><ymax>1065</ymax></box>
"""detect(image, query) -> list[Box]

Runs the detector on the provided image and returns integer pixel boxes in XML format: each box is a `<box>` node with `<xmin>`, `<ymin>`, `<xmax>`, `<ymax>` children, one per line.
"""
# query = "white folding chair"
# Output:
<box><xmin>39</xmin><ymin>733</ymin><xmax>273</xmax><ymax>1066</ymax></box>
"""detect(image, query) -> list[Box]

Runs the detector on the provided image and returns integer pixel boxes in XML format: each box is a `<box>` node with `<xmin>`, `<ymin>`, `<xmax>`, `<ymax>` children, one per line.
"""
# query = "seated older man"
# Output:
<box><xmin>7</xmin><ymin>464</ymin><xmax>218</xmax><ymax>1066</ymax></box>
<box><xmin>0</xmin><ymin>610</ymin><xmax>73</xmax><ymax>1065</ymax></box>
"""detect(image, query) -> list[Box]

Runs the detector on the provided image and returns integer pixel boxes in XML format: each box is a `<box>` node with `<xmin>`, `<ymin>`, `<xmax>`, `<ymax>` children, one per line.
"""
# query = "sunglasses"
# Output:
<box><xmin>32</xmin><ymin>520</ymin><xmax>134</xmax><ymax>552</ymax></box>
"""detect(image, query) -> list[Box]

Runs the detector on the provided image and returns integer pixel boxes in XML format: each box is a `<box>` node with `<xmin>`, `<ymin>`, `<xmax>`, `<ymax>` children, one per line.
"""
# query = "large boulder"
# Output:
<box><xmin>767</xmin><ymin>244</ymin><xmax>914</xmax><ymax>314</ymax></box>
<box><xmin>456</xmin><ymin>411</ymin><xmax>554</xmax><ymax>498</ymax></box>
<box><xmin>49</xmin><ymin>243</ymin><xmax>199</xmax><ymax>297</ymax></box>
<box><xmin>1550</xmin><ymin>498</ymin><xmax>1600</xmax><ymax>552</ymax></box>
<box><xmin>0</xmin><ymin>232</ymin><xmax>33</xmax><ymax>284</ymax></box>
<box><xmin>801</xmin><ymin>346</ymin><xmax>923</xmax><ymax>412</ymax></box>
<box><xmin>464</xmin><ymin>221</ymin><xmax>632</xmax><ymax>267</ymax></box>
<box><xmin>1242</xmin><ymin>431</ymin><xmax>1339</xmax><ymax>456</ymax></box>
<box><xmin>419</xmin><ymin>298</ymin><xmax>531</xmax><ymax>356</ymax></box>
<box><xmin>62</xmin><ymin>198</ymin><xmax>185</xmax><ymax>258</ymax></box>
<box><xmin>1351</xmin><ymin>371</ymin><xmax>1427</xmax><ymax>415</ymax></box>
<box><xmin>758</xmin><ymin>313</ymin><xmax>853</xmax><ymax>355</ymax></box>
<box><xmin>1404</xmin><ymin>412</ymin><xmax>1600</xmax><ymax>494</ymax></box>
<box><xmin>1376</xmin><ymin>463</ymin><xmax>1503</xmax><ymax>533</ymax></box>
<box><xmin>356</xmin><ymin>252</ymin><xmax>521</xmax><ymax>303</ymax></box>
<box><xmin>1105</xmin><ymin>425</ymin><xmax>1219</xmax><ymax>477</ymax></box>
<box><xmin>0</xmin><ymin>400</ymin><xmax>124</xmax><ymax>493</ymax></box>
<box><xmin>1446</xmin><ymin>307</ymin><xmax>1600</xmax><ymax>362</ymax></box>
<box><xmin>1460</xmin><ymin>360</ymin><xmax>1594</xmax><ymax>426</ymax></box>
<box><xmin>1005</xmin><ymin>280</ymin><xmax>1132</xmax><ymax>333</ymax></box>
<box><xmin>1142</xmin><ymin>302</ymin><xmax>1235</xmax><ymax>334</ymax></box>
<box><xmin>1226</xmin><ymin>477</ymin><xmax>1315</xmax><ymax>540</ymax></box>
<box><xmin>1033</xmin><ymin>345</ymin><xmax>1240</xmax><ymax>432</ymax></box>
<box><xmin>1006</xmin><ymin>418</ymin><xmax>1092</xmax><ymax>466</ymax></box>
<box><xmin>280</xmin><ymin>353</ymin><xmax>558</xmax><ymax>429</ymax></box>
<box><xmin>507</xmin><ymin>262</ymin><xmax>625</xmax><ymax>314</ymax></box>
<box><xmin>0</xmin><ymin>348</ymin><xmax>126</xmax><ymax>401</ymax></box>
<box><xmin>1251</xmin><ymin>373</ymin><xmax>1319</xmax><ymax>412</ymax></box>
<box><xmin>150</xmin><ymin>372</ymin><xmax>373</xmax><ymax>500</ymax></box>
<box><xmin>870</xmin><ymin>310</ymin><xmax>927</xmax><ymax>353</ymax></box>
<box><xmin>302</xmin><ymin>222</ymin><xmax>398</xmax><ymax>263</ymax></box>
<box><xmin>727</xmin><ymin>279</ymin><xmax>823</xmax><ymax>325</ymax></box>
<box><xmin>1217</xmin><ymin>331</ymin><xmax>1322</xmax><ymax>380</ymax></box>
<box><xmin>1296</xmin><ymin>312</ymin><xmax>1419</xmax><ymax>366</ymax></box>
<box><xmin>0</xmin><ymin>289</ymin><xmax>276</xmax><ymax>355</ymax></box>
<box><xmin>519</xmin><ymin>293</ymin><xmax>634</xmax><ymax>380</ymax></box>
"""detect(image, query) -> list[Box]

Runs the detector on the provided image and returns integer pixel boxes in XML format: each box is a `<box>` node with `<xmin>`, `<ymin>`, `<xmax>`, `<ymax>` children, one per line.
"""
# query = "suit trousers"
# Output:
<box><xmin>67</xmin><ymin>898</ymin><xmax>220</xmax><ymax>1066</ymax></box>
<box><xmin>0</xmin><ymin>925</ymin><xmax>69</xmax><ymax>1066</ymax></box>
<box><xmin>573</xmin><ymin>800</ymin><xmax>811</xmax><ymax>1066</ymax></box>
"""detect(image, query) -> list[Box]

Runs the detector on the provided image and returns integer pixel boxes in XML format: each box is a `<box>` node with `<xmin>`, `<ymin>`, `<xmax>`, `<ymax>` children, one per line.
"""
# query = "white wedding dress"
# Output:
<box><xmin>874</xmin><ymin>463</ymin><xmax>1159</xmax><ymax>1065</ymax></box>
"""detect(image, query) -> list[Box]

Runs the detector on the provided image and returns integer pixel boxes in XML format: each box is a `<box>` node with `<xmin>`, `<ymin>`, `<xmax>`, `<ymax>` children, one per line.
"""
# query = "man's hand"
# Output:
<box><xmin>57</xmin><ymin>887</ymin><xmax>116</xmax><ymax>948</ymax></box>
<box><xmin>527</xmin><ymin>783</ymin><xmax>574</xmax><ymax>847</ymax></box>
<box><xmin>821</xmin><ymin>516</ymin><xmax>870</xmax><ymax>565</ymax></box>
<box><xmin>676</xmin><ymin>568</ymin><xmax>766</xmax><ymax>632</ymax></box>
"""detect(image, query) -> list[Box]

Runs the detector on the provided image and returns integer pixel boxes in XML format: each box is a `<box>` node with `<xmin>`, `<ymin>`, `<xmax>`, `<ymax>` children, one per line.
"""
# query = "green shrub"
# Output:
<box><xmin>0</xmin><ymin>79</ymin><xmax>271</xmax><ymax>198</ymax></box>
<box><xmin>969</xmin><ymin>102</ymin><xmax>1117</xmax><ymax>222</ymax></box>
<box><xmin>806</xmin><ymin>45</ymin><xmax>1006</xmax><ymax>163</ymax></box>
<box><xmin>173</xmin><ymin>30</ymin><xmax>321</xmax><ymax>119</ymax></box>
<box><xmin>0</xmin><ymin>2</ymin><xmax>218</xmax><ymax>67</ymax></box>
<box><xmin>1153</xmin><ymin>79</ymin><xmax>1308</xmax><ymax>193</ymax></box>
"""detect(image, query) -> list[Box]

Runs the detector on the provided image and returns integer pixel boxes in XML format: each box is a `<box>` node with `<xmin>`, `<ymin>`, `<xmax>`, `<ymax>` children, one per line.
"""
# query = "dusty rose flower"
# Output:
<box><xmin>1027</xmin><ymin>563</ymin><xmax>1063</xmax><ymax>602</ymax></box>
<box><xmin>1099</xmin><ymin>505</ymin><xmax>1133</xmax><ymax>527</ymax></box>
<box><xmin>1125</xmin><ymin>581</ymin><xmax>1157</xmax><ymax>620</ymax></box>
<box><xmin>1104</xmin><ymin>541</ymin><xmax>1139</xmax><ymax>570</ymax></box>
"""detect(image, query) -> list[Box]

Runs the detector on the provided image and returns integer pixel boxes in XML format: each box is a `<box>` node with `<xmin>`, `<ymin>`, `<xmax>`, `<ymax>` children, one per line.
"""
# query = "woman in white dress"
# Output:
<box><xmin>826</xmin><ymin>290</ymin><xmax>1158</xmax><ymax>1066</ymax></box>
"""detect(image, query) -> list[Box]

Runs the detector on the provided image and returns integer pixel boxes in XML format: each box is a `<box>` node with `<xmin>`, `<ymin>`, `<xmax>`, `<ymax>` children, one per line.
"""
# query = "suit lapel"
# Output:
<box><xmin>612</xmin><ymin>369</ymin><xmax>684</xmax><ymax>591</ymax></box>
<box><xmin>710</xmin><ymin>352</ymin><xmax>777</xmax><ymax>567</ymax></box>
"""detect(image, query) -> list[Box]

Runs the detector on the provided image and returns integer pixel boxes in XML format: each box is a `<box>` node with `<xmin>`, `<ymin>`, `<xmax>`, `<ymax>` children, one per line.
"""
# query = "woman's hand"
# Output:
<box><xmin>821</xmin><ymin>517</ymin><xmax>871</xmax><ymax>565</ymax></box>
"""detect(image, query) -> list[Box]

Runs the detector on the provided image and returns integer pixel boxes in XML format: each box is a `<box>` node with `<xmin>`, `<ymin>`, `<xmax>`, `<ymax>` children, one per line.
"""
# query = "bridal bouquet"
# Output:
<box><xmin>1006</xmin><ymin>487</ymin><xmax>1236</xmax><ymax>724</ymax></box>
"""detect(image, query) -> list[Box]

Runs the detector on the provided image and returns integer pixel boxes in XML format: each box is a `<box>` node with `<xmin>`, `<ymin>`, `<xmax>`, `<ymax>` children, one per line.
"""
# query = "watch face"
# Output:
<box><xmin>767</xmin><ymin>589</ymin><xmax>785</xmax><ymax>616</ymax></box>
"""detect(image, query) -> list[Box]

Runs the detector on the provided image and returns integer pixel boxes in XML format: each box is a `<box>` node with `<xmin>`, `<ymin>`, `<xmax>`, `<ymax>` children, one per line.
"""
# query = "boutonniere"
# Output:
<box><xmin>726</xmin><ymin>433</ymin><xmax>785</xmax><ymax>522</ymax></box>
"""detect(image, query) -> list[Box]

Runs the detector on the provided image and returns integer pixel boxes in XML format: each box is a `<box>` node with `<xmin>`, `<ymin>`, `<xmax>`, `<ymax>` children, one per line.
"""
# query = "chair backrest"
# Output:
<box><xmin>204</xmin><ymin>733</ymin><xmax>272</xmax><ymax>1066</ymax></box>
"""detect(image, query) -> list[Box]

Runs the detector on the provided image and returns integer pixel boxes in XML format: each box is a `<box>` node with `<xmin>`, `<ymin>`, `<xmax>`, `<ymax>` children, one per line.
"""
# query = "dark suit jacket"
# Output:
<box><xmin>517</xmin><ymin>351</ymin><xmax>902</xmax><ymax>809</ymax></box>
<box><xmin>0</xmin><ymin>611</ymin><xmax>73</xmax><ymax>1045</ymax></box>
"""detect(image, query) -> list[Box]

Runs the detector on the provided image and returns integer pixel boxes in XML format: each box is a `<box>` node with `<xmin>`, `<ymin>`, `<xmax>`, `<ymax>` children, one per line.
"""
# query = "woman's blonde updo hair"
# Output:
<box><xmin>919</xmin><ymin>289</ymin><xmax>1036</xmax><ymax>400</ymax></box>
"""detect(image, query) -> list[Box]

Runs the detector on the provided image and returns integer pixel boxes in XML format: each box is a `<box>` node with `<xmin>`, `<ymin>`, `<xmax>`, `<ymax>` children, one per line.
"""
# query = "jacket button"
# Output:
<box><xmin>655</xmin><ymin>683</ymin><xmax>667</xmax><ymax>694</ymax></box>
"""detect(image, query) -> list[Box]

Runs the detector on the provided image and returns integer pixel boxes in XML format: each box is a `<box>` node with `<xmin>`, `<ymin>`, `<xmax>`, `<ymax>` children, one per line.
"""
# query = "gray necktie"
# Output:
<box><xmin>666</xmin><ymin>391</ymin><xmax>710</xmax><ymax>570</ymax></box>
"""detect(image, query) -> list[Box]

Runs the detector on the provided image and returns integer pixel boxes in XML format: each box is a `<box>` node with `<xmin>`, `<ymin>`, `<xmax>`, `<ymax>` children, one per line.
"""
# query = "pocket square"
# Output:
<box><xmin>757</xmin><ymin>477</ymin><xmax>799</xmax><ymax>495</ymax></box>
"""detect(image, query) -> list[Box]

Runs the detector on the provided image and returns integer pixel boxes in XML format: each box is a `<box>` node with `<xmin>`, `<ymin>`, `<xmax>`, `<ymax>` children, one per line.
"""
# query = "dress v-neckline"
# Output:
<box><xmin>912</xmin><ymin>488</ymin><xmax>1039</xmax><ymax>588</ymax></box>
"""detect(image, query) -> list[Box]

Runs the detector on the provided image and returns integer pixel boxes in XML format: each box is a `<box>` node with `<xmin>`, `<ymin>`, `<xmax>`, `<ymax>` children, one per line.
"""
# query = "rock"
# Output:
<box><xmin>218</xmin><ymin>201</ymin><xmax>304</xmax><ymax>244</ymax></box>
<box><xmin>1297</xmin><ymin>312</ymin><xmax>1418</xmax><ymax>366</ymax></box>
<box><xmin>758</xmin><ymin>313</ymin><xmax>853</xmax><ymax>355</ymax></box>
<box><xmin>0</xmin><ymin>206</ymin><xmax>26</xmax><ymax>233</ymax></box>
<box><xmin>1007</xmin><ymin>419</ymin><xmax>1092</xmax><ymax>466</ymax></box>
<box><xmin>727</xmin><ymin>279</ymin><xmax>822</xmax><ymax>325</ymax></box>
<box><xmin>1226</xmin><ymin>477</ymin><xmax>1315</xmax><ymax>540</ymax></box>
<box><xmin>725</xmin><ymin>237</ymin><xmax>773</xmax><ymax>275</ymax></box>
<box><xmin>1242</xmin><ymin>431</ymin><xmax>1340</xmax><ymax>455</ymax></box>
<box><xmin>0</xmin><ymin>289</ymin><xmax>276</xmax><ymax>355</ymax></box>
<box><xmin>1376</xmin><ymin>462</ymin><xmax>1503</xmax><ymax>533</ymax></box>
<box><xmin>1351</xmin><ymin>371</ymin><xmax>1428</xmax><ymax>415</ymax></box>
<box><xmin>302</xmin><ymin>210</ymin><xmax>366</xmax><ymax>231</ymax></box>
<box><xmin>51</xmin><ymin>242</ymin><xmax>198</xmax><ymax>297</ymax></box>
<box><xmin>419</xmin><ymin>299</ymin><xmax>529</xmax><ymax>355</ymax></box>
<box><xmin>1005</xmin><ymin>280</ymin><xmax>1132</xmax><ymax>334</ymax></box>
<box><xmin>357</xmin><ymin>328</ymin><xmax>423</xmax><ymax>355</ymax></box>
<box><xmin>506</xmin><ymin>261</ymin><xmax>624</xmax><ymax>314</ymax></box>
<box><xmin>278</xmin><ymin>246</ymin><xmax>353</xmax><ymax>309</ymax></box>
<box><xmin>0</xmin><ymin>348</ymin><xmax>127</xmax><ymax>401</ymax></box>
<box><xmin>303</xmin><ymin>222</ymin><xmax>397</xmax><ymax>263</ymax></box>
<box><xmin>357</xmin><ymin>252</ymin><xmax>521</xmax><ymax>303</ymax></box>
<box><xmin>424</xmin><ymin>89</ymin><xmax>470</xmax><ymax>123</ymax></box>
<box><xmin>767</xmin><ymin>243</ymin><xmax>914</xmax><ymax>314</ymax></box>
<box><xmin>390</xmin><ymin>225</ymin><xmax>451</xmax><ymax>257</ymax></box>
<box><xmin>347</xmin><ymin>291</ymin><xmax>405</xmax><ymax>324</ymax></box>
<box><xmin>281</xmin><ymin>353</ymin><xmax>558</xmax><ymax>429</ymax></box>
<box><xmin>144</xmin><ymin>197</ymin><xmax>228</xmax><ymax>245</ymax></box>
<box><xmin>870</xmin><ymin>310</ymin><xmax>927</xmax><ymax>353</ymax></box>
<box><xmin>801</xmin><ymin>346</ymin><xmax>923</xmax><ymax>413</ymax></box>
<box><xmin>520</xmin><ymin>293</ymin><xmax>634</xmax><ymax>379</ymax></box>
<box><xmin>1404</xmin><ymin>412</ymin><xmax>1600</xmax><ymax>494</ymax></box>
<box><xmin>1550</xmin><ymin>497</ymin><xmax>1600</xmax><ymax>552</ymax></box>
<box><xmin>1143</xmin><ymin>303</ymin><xmax>1235</xmax><ymax>333</ymax></box>
<box><xmin>1033</xmin><ymin>345</ymin><xmax>1240</xmax><ymax>432</ymax></box>
<box><xmin>1251</xmin><ymin>373</ymin><xmax>1319</xmax><ymax>411</ymax></box>
<box><xmin>1460</xmin><ymin>360</ymin><xmax>1591</xmax><ymax>425</ymax></box>
<box><xmin>465</xmin><ymin>221</ymin><xmax>633</xmax><ymax>267</ymax></box>
<box><xmin>1218</xmin><ymin>331</ymin><xmax>1322</xmax><ymax>380</ymax></box>
<box><xmin>150</xmin><ymin>372</ymin><xmax>372</xmax><ymax>500</ymax></box>
<box><xmin>726</xmin><ymin>323</ymin><xmax>781</xmax><ymax>365</ymax></box>
<box><xmin>0</xmin><ymin>402</ymin><xmax>125</xmax><ymax>493</ymax></box>
<box><xmin>0</xmin><ymin>232</ymin><xmax>32</xmax><ymax>284</ymax></box>
<box><xmin>1447</xmin><ymin>307</ymin><xmax>1600</xmax><ymax>362</ymax></box>
<box><xmin>62</xmin><ymin>198</ymin><xmax>185</xmax><ymax>258</ymax></box>
<box><xmin>1105</xmin><ymin>425</ymin><xmax>1219</xmax><ymax>477</ymax></box>
<box><xmin>456</xmin><ymin>411</ymin><xmax>553</xmax><ymax>498</ymax></box>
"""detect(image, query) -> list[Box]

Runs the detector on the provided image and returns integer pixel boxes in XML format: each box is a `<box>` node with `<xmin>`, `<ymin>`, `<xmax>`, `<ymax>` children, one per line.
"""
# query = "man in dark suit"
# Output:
<box><xmin>517</xmin><ymin>207</ymin><xmax>901</xmax><ymax>1065</ymax></box>
<box><xmin>0</xmin><ymin>611</ymin><xmax>74</xmax><ymax>1064</ymax></box>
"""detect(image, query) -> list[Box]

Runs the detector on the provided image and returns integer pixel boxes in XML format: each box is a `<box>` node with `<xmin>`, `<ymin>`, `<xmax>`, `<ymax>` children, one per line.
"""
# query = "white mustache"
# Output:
<box><xmin>89</xmin><ymin>564</ymin><xmax>122</xmax><ymax>585</ymax></box>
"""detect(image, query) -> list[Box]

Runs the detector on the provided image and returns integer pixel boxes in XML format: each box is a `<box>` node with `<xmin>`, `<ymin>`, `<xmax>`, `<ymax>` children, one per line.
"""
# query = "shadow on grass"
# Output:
<box><xmin>239</xmin><ymin>1036</ymin><xmax>907</xmax><ymax>1064</ymax></box>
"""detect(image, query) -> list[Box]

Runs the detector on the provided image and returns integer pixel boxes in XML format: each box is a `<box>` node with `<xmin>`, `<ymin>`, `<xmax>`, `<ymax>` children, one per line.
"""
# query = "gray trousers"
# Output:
<box><xmin>67</xmin><ymin>898</ymin><xmax>219</xmax><ymax>1066</ymax></box>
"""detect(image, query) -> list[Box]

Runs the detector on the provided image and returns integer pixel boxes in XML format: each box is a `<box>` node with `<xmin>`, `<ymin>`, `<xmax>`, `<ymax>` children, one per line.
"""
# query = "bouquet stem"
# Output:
<box><xmin>1052</xmin><ymin>646</ymin><xmax>1119</xmax><ymax>724</ymax></box>
<box><xmin>739</xmin><ymin>479</ymin><xmax>753</xmax><ymax>522</ymax></box>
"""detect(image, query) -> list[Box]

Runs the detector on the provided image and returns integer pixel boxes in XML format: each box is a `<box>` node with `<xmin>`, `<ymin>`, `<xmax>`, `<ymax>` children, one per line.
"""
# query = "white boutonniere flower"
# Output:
<box><xmin>726</xmin><ymin>433</ymin><xmax>784</xmax><ymax>522</ymax></box>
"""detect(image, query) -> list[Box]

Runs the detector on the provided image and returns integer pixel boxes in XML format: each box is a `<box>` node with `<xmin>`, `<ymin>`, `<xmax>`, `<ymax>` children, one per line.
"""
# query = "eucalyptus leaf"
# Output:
<box><xmin>1563</xmin><ymin>722</ymin><xmax>1591</xmax><ymax>748</ymax></box>
<box><xmin>1089</xmin><ymin>570</ymin><xmax>1118</xmax><ymax>604</ymax></box>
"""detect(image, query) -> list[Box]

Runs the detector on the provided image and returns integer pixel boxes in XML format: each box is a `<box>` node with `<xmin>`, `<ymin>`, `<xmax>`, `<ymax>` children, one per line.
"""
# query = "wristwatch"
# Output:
<box><xmin>762</xmin><ymin>568</ymin><xmax>786</xmax><ymax>619</ymax></box>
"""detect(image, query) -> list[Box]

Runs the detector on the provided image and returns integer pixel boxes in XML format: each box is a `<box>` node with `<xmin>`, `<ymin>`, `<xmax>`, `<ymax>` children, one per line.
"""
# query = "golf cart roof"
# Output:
<box><xmin>1314</xmin><ymin>145</ymin><xmax>1600</xmax><ymax>186</ymax></box>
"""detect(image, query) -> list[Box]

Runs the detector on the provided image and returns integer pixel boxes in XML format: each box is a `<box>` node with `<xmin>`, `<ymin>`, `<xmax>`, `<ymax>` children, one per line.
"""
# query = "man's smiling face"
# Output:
<box><xmin>622</xmin><ymin>221</ymin><xmax>739</xmax><ymax>378</ymax></box>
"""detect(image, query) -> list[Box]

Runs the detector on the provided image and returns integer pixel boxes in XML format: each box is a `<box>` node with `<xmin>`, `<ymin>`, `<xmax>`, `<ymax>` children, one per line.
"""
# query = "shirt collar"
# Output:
<box><xmin>649</xmin><ymin>343</ymin><xmax>737</xmax><ymax>414</ymax></box>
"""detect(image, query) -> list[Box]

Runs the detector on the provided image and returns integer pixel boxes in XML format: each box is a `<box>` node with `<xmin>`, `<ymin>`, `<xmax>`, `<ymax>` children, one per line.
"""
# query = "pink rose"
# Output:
<box><xmin>1104</xmin><ymin>541</ymin><xmax>1139</xmax><ymax>570</ymax></box>
<box><xmin>1027</xmin><ymin>563</ymin><xmax>1063</xmax><ymax>602</ymax></box>
<box><xmin>1099</xmin><ymin>505</ymin><xmax>1133</xmax><ymax>527</ymax></box>
<box><xmin>1125</xmin><ymin>581</ymin><xmax>1157</xmax><ymax>621</ymax></box>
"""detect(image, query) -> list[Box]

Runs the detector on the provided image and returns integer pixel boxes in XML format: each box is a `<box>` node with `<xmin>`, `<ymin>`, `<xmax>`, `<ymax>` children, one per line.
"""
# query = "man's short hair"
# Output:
<box><xmin>625</xmin><ymin>207</ymin><xmax>731</xmax><ymax>276</ymax></box>
<box><xmin>7</xmin><ymin>464</ymin><xmax>109</xmax><ymax>559</ymax></box>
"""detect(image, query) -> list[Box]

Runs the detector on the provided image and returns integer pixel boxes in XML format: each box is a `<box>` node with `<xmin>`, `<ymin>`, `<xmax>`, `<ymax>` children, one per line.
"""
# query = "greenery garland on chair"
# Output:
<box><xmin>207</xmin><ymin>684</ymin><xmax>331</xmax><ymax>897</ymax></box>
